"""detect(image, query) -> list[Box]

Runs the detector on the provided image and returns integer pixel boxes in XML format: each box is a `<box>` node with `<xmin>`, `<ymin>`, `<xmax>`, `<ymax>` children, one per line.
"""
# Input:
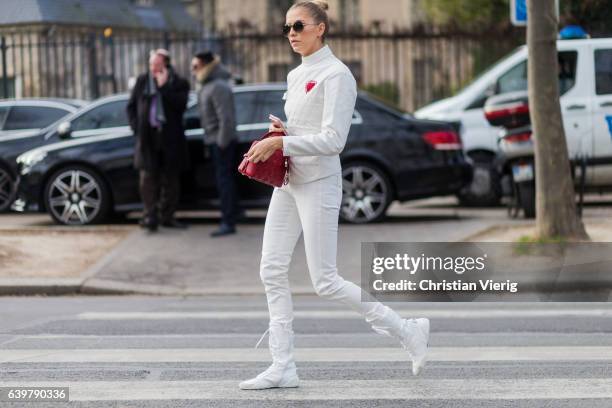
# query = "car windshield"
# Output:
<box><xmin>454</xmin><ymin>46</ymin><xmax>524</xmax><ymax>98</ymax></box>
<box><xmin>41</xmin><ymin>97</ymin><xmax>126</xmax><ymax>139</ymax></box>
<box><xmin>361</xmin><ymin>91</ymin><xmax>408</xmax><ymax>116</ymax></box>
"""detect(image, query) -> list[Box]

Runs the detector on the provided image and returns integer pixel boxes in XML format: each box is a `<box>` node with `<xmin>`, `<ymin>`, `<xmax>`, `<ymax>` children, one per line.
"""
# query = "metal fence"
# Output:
<box><xmin>0</xmin><ymin>28</ymin><xmax>523</xmax><ymax>112</ymax></box>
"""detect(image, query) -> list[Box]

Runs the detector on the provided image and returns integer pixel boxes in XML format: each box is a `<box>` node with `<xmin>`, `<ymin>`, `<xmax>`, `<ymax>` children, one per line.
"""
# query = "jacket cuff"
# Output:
<box><xmin>281</xmin><ymin>136</ymin><xmax>292</xmax><ymax>156</ymax></box>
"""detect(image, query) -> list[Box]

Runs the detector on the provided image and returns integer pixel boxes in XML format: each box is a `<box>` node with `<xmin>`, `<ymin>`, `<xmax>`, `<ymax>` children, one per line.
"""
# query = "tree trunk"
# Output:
<box><xmin>527</xmin><ymin>0</ymin><xmax>588</xmax><ymax>240</ymax></box>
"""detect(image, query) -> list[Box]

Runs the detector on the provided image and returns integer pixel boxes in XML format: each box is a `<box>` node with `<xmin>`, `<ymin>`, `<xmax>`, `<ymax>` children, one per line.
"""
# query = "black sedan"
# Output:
<box><xmin>0</xmin><ymin>98</ymin><xmax>86</xmax><ymax>211</ymax></box>
<box><xmin>16</xmin><ymin>83</ymin><xmax>472</xmax><ymax>225</ymax></box>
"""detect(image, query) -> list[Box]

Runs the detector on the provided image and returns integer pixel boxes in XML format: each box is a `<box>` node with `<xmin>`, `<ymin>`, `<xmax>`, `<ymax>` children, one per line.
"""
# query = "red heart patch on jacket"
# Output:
<box><xmin>305</xmin><ymin>80</ymin><xmax>317</xmax><ymax>93</ymax></box>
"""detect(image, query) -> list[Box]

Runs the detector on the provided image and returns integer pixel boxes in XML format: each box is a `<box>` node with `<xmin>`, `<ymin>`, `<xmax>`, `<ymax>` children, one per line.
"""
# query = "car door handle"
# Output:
<box><xmin>600</xmin><ymin>101</ymin><xmax>612</xmax><ymax>108</ymax></box>
<box><xmin>566</xmin><ymin>104</ymin><xmax>586</xmax><ymax>111</ymax></box>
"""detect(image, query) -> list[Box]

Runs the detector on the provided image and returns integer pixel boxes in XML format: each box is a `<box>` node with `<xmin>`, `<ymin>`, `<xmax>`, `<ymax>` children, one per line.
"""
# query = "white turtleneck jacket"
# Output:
<box><xmin>281</xmin><ymin>44</ymin><xmax>357</xmax><ymax>184</ymax></box>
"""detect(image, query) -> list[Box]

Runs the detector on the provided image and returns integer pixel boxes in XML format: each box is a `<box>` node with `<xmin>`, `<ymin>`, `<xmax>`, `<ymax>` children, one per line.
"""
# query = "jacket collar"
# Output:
<box><xmin>196</xmin><ymin>57</ymin><xmax>220</xmax><ymax>85</ymax></box>
<box><xmin>301</xmin><ymin>44</ymin><xmax>332</xmax><ymax>66</ymax></box>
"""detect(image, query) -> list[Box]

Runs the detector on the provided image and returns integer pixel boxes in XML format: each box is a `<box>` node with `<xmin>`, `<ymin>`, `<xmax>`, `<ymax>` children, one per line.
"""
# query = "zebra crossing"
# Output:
<box><xmin>1</xmin><ymin>296</ymin><xmax>611</xmax><ymax>407</ymax></box>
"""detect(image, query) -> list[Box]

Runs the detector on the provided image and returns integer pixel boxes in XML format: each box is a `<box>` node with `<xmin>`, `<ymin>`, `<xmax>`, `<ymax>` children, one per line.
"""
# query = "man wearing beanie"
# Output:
<box><xmin>191</xmin><ymin>51</ymin><xmax>239</xmax><ymax>237</ymax></box>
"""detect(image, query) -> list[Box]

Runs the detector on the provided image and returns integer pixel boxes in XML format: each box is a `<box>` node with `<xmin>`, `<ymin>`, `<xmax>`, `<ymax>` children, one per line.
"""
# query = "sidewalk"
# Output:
<box><xmin>0</xmin><ymin>205</ymin><xmax>505</xmax><ymax>295</ymax></box>
<box><xmin>2</xmin><ymin>203</ymin><xmax>612</xmax><ymax>296</ymax></box>
<box><xmin>84</xmin><ymin>214</ymin><xmax>500</xmax><ymax>295</ymax></box>
<box><xmin>0</xmin><ymin>225</ymin><xmax>134</xmax><ymax>295</ymax></box>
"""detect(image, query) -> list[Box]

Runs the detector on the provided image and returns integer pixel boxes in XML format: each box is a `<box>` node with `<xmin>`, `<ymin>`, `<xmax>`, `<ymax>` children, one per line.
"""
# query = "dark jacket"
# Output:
<box><xmin>127</xmin><ymin>67</ymin><xmax>190</xmax><ymax>171</ymax></box>
<box><xmin>197</xmin><ymin>62</ymin><xmax>237</xmax><ymax>149</ymax></box>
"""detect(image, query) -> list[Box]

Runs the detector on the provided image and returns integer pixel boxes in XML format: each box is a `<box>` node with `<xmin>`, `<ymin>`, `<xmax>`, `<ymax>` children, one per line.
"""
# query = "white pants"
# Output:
<box><xmin>260</xmin><ymin>172</ymin><xmax>404</xmax><ymax>337</ymax></box>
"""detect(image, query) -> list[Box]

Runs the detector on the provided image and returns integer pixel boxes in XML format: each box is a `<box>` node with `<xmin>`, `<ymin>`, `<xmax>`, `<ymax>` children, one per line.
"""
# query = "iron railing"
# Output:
<box><xmin>0</xmin><ymin>28</ymin><xmax>523</xmax><ymax>112</ymax></box>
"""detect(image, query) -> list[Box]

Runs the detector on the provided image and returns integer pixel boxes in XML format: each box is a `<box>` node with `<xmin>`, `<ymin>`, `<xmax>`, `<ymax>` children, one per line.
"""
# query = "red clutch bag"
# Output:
<box><xmin>238</xmin><ymin>130</ymin><xmax>290</xmax><ymax>187</ymax></box>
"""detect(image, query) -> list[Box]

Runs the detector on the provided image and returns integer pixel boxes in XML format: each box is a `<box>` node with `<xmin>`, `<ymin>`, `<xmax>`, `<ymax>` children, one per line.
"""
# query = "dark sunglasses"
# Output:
<box><xmin>283</xmin><ymin>20</ymin><xmax>318</xmax><ymax>36</ymax></box>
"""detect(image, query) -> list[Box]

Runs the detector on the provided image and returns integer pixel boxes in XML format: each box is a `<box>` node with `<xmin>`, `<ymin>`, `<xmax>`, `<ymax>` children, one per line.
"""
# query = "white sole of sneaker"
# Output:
<box><xmin>238</xmin><ymin>376</ymin><xmax>299</xmax><ymax>390</ymax></box>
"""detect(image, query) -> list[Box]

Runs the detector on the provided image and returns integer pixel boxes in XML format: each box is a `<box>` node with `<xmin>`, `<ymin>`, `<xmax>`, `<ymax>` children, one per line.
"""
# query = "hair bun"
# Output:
<box><xmin>311</xmin><ymin>0</ymin><xmax>329</xmax><ymax>11</ymax></box>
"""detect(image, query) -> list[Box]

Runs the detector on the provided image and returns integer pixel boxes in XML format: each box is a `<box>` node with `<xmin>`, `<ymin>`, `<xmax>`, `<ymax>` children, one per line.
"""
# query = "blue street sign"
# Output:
<box><xmin>511</xmin><ymin>0</ymin><xmax>559</xmax><ymax>27</ymax></box>
<box><xmin>511</xmin><ymin>0</ymin><xmax>527</xmax><ymax>26</ymax></box>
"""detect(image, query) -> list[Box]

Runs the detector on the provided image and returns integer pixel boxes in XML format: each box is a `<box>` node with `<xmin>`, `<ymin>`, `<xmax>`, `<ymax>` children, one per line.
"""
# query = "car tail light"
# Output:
<box><xmin>504</xmin><ymin>131</ymin><xmax>532</xmax><ymax>144</ymax></box>
<box><xmin>484</xmin><ymin>101</ymin><xmax>530</xmax><ymax>128</ymax></box>
<box><xmin>422</xmin><ymin>131</ymin><xmax>462</xmax><ymax>150</ymax></box>
<box><xmin>484</xmin><ymin>102</ymin><xmax>530</xmax><ymax>121</ymax></box>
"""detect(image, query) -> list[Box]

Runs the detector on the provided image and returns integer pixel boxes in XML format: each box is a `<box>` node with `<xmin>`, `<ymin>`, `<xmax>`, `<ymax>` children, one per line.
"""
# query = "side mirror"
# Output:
<box><xmin>484</xmin><ymin>83</ymin><xmax>497</xmax><ymax>98</ymax></box>
<box><xmin>58</xmin><ymin>121</ymin><xmax>72</xmax><ymax>139</ymax></box>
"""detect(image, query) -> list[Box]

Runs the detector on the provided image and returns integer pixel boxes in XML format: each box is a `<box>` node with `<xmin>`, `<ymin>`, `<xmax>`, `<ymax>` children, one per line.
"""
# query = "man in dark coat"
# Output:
<box><xmin>192</xmin><ymin>51</ymin><xmax>239</xmax><ymax>237</ymax></box>
<box><xmin>127</xmin><ymin>49</ymin><xmax>189</xmax><ymax>232</ymax></box>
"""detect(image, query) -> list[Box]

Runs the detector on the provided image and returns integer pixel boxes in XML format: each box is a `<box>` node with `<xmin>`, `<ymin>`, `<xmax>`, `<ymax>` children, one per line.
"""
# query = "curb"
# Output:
<box><xmin>0</xmin><ymin>278</ymin><xmax>82</xmax><ymax>296</ymax></box>
<box><xmin>80</xmin><ymin>278</ymin><xmax>319</xmax><ymax>296</ymax></box>
<box><xmin>458</xmin><ymin>222</ymin><xmax>535</xmax><ymax>242</ymax></box>
<box><xmin>3</xmin><ymin>222</ymin><xmax>612</xmax><ymax>296</ymax></box>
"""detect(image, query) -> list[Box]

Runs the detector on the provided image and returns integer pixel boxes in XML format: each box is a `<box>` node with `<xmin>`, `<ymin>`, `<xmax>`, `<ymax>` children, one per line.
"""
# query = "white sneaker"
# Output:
<box><xmin>399</xmin><ymin>318</ymin><xmax>430</xmax><ymax>375</ymax></box>
<box><xmin>239</xmin><ymin>324</ymin><xmax>299</xmax><ymax>390</ymax></box>
<box><xmin>238</xmin><ymin>361</ymin><xmax>299</xmax><ymax>390</ymax></box>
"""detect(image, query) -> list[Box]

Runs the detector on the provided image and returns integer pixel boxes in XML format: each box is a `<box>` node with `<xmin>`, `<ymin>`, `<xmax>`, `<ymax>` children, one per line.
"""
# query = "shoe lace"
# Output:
<box><xmin>254</xmin><ymin>328</ymin><xmax>270</xmax><ymax>349</ymax></box>
<box><xmin>253</xmin><ymin>327</ymin><xmax>286</xmax><ymax>375</ymax></box>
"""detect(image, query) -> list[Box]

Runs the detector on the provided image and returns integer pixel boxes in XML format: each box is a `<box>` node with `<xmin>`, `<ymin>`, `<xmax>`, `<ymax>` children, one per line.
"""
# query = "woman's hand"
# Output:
<box><xmin>268</xmin><ymin>122</ymin><xmax>284</xmax><ymax>132</ymax></box>
<box><xmin>245</xmin><ymin>136</ymin><xmax>283</xmax><ymax>163</ymax></box>
<box><xmin>268</xmin><ymin>115</ymin><xmax>286</xmax><ymax>133</ymax></box>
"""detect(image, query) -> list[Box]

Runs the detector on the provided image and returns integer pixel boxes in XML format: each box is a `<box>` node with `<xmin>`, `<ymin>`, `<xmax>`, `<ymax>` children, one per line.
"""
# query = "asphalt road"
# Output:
<box><xmin>1</xmin><ymin>296</ymin><xmax>611</xmax><ymax>407</ymax></box>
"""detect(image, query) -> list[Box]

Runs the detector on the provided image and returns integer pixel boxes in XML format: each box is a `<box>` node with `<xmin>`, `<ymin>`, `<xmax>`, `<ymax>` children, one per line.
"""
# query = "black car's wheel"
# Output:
<box><xmin>44</xmin><ymin>166</ymin><xmax>111</xmax><ymax>225</ymax></box>
<box><xmin>0</xmin><ymin>165</ymin><xmax>16</xmax><ymax>212</ymax></box>
<box><xmin>340</xmin><ymin>161</ymin><xmax>393</xmax><ymax>224</ymax></box>
<box><xmin>457</xmin><ymin>154</ymin><xmax>501</xmax><ymax>207</ymax></box>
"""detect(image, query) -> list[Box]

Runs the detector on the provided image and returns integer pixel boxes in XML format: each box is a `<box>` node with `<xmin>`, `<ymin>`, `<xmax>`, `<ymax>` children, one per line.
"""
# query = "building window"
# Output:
<box><xmin>268</xmin><ymin>0</ymin><xmax>294</xmax><ymax>30</ymax></box>
<box><xmin>339</xmin><ymin>0</ymin><xmax>360</xmax><ymax>31</ymax></box>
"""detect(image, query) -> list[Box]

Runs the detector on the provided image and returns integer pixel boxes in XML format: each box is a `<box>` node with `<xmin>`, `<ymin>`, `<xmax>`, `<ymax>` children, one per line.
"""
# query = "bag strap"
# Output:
<box><xmin>261</xmin><ymin>130</ymin><xmax>287</xmax><ymax>140</ymax></box>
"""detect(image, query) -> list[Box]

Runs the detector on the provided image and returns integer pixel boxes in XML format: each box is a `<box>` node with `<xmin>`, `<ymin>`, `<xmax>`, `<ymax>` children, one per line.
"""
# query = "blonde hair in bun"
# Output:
<box><xmin>290</xmin><ymin>1</ymin><xmax>330</xmax><ymax>41</ymax></box>
<box><xmin>311</xmin><ymin>0</ymin><xmax>329</xmax><ymax>11</ymax></box>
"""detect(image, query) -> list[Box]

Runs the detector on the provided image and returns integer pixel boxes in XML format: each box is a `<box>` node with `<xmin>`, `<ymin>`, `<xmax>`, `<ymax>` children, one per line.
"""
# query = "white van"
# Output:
<box><xmin>415</xmin><ymin>38</ymin><xmax>612</xmax><ymax>206</ymax></box>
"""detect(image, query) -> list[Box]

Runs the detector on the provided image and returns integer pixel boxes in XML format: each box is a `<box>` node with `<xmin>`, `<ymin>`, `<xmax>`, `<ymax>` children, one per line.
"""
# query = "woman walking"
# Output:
<box><xmin>239</xmin><ymin>0</ymin><xmax>429</xmax><ymax>390</ymax></box>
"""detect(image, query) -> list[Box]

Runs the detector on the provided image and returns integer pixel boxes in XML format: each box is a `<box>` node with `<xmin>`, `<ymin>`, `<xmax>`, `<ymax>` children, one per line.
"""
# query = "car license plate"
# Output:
<box><xmin>512</xmin><ymin>163</ymin><xmax>534</xmax><ymax>182</ymax></box>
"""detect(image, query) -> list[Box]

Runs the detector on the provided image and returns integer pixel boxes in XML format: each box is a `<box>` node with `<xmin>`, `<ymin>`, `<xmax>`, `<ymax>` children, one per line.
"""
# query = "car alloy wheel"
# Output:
<box><xmin>46</xmin><ymin>168</ymin><xmax>106</xmax><ymax>225</ymax></box>
<box><xmin>340</xmin><ymin>162</ymin><xmax>392</xmax><ymax>223</ymax></box>
<box><xmin>0</xmin><ymin>166</ymin><xmax>15</xmax><ymax>212</ymax></box>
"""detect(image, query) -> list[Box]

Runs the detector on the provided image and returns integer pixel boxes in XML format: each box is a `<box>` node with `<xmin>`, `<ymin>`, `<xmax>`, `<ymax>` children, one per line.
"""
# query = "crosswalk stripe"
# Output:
<box><xmin>76</xmin><ymin>309</ymin><xmax>612</xmax><ymax>320</ymax></box>
<box><xmin>2</xmin><ymin>347</ymin><xmax>611</xmax><ymax>363</ymax></box>
<box><xmin>1</xmin><ymin>379</ymin><xmax>611</xmax><ymax>401</ymax></box>
<box><xmin>11</xmin><ymin>332</ymin><xmax>608</xmax><ymax>340</ymax></box>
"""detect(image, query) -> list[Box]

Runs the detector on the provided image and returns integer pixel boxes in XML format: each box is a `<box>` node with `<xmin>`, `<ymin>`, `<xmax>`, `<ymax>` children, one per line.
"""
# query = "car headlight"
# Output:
<box><xmin>17</xmin><ymin>150</ymin><xmax>47</xmax><ymax>175</ymax></box>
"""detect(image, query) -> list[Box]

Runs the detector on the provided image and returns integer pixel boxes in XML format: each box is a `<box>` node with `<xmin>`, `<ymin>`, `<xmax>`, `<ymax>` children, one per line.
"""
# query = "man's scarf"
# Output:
<box><xmin>144</xmin><ymin>70</ymin><xmax>168</xmax><ymax>126</ymax></box>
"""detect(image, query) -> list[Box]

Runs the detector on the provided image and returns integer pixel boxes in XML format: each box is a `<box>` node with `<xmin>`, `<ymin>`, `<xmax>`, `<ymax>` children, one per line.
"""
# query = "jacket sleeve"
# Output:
<box><xmin>159</xmin><ymin>77</ymin><xmax>189</xmax><ymax>115</ymax></box>
<box><xmin>282</xmin><ymin>71</ymin><xmax>357</xmax><ymax>156</ymax></box>
<box><xmin>210</xmin><ymin>82</ymin><xmax>237</xmax><ymax>149</ymax></box>
<box><xmin>126</xmin><ymin>75</ymin><xmax>143</xmax><ymax>132</ymax></box>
